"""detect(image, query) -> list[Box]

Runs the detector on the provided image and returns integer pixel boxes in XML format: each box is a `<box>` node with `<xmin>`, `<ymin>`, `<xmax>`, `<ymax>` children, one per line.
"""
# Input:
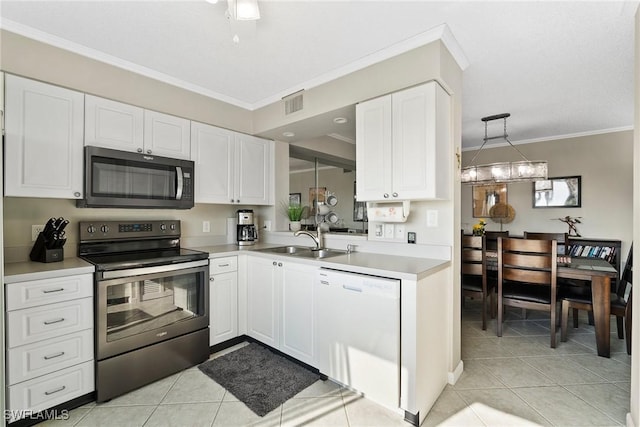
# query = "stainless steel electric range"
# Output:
<box><xmin>79</xmin><ymin>220</ymin><xmax>210</xmax><ymax>402</ymax></box>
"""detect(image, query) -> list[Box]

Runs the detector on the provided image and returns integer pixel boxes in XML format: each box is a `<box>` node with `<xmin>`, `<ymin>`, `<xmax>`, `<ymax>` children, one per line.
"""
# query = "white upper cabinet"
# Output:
<box><xmin>143</xmin><ymin>110</ymin><xmax>191</xmax><ymax>159</ymax></box>
<box><xmin>191</xmin><ymin>121</ymin><xmax>272</xmax><ymax>205</ymax></box>
<box><xmin>356</xmin><ymin>81</ymin><xmax>451</xmax><ymax>201</ymax></box>
<box><xmin>191</xmin><ymin>121</ymin><xmax>235</xmax><ymax>204</ymax></box>
<box><xmin>235</xmin><ymin>133</ymin><xmax>272</xmax><ymax>205</ymax></box>
<box><xmin>85</xmin><ymin>95</ymin><xmax>190</xmax><ymax>160</ymax></box>
<box><xmin>84</xmin><ymin>95</ymin><xmax>144</xmax><ymax>152</ymax></box>
<box><xmin>4</xmin><ymin>74</ymin><xmax>85</xmax><ymax>199</ymax></box>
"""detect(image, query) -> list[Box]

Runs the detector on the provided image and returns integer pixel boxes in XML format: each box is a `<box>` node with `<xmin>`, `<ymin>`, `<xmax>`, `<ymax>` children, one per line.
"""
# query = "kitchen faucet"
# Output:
<box><xmin>294</xmin><ymin>226</ymin><xmax>323</xmax><ymax>250</ymax></box>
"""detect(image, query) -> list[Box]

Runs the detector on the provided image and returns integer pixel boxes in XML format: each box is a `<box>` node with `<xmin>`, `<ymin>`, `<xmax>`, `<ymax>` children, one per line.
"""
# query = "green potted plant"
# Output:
<box><xmin>282</xmin><ymin>202</ymin><xmax>307</xmax><ymax>231</ymax></box>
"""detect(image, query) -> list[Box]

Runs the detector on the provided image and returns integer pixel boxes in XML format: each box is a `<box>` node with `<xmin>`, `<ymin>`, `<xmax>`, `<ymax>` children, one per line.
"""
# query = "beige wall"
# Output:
<box><xmin>461</xmin><ymin>130</ymin><xmax>634</xmax><ymax>262</ymax></box>
<box><xmin>3</xmin><ymin>198</ymin><xmax>239</xmax><ymax>262</ymax></box>
<box><xmin>0</xmin><ymin>30</ymin><xmax>253</xmax><ymax>133</ymax></box>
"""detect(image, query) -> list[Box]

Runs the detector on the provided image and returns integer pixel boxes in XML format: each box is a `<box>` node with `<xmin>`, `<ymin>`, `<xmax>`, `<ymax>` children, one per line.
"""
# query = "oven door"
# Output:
<box><xmin>79</xmin><ymin>146</ymin><xmax>194</xmax><ymax>209</ymax></box>
<box><xmin>96</xmin><ymin>260</ymin><xmax>209</xmax><ymax>360</ymax></box>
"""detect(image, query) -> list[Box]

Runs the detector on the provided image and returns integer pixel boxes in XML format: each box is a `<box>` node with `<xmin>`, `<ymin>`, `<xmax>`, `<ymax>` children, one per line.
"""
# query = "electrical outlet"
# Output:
<box><xmin>32</xmin><ymin>224</ymin><xmax>45</xmax><ymax>241</ymax></box>
<box><xmin>202</xmin><ymin>221</ymin><xmax>210</xmax><ymax>233</ymax></box>
<box><xmin>427</xmin><ymin>210</ymin><xmax>438</xmax><ymax>227</ymax></box>
<box><xmin>264</xmin><ymin>220</ymin><xmax>272</xmax><ymax>231</ymax></box>
<box><xmin>384</xmin><ymin>223</ymin><xmax>395</xmax><ymax>238</ymax></box>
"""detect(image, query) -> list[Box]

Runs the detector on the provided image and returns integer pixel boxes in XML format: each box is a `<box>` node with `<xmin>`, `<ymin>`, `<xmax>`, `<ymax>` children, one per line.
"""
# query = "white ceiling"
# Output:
<box><xmin>1</xmin><ymin>1</ymin><xmax>637</xmax><ymax>149</ymax></box>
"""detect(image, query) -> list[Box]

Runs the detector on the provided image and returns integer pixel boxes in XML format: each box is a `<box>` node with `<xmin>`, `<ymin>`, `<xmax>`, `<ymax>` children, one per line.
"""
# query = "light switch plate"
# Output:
<box><xmin>427</xmin><ymin>210</ymin><xmax>438</xmax><ymax>227</ymax></box>
<box><xmin>202</xmin><ymin>221</ymin><xmax>210</xmax><ymax>233</ymax></box>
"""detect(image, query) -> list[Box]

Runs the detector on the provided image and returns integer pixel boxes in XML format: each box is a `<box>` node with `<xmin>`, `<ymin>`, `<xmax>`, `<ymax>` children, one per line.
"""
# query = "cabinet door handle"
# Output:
<box><xmin>43</xmin><ymin>318</ymin><xmax>65</xmax><ymax>325</ymax></box>
<box><xmin>44</xmin><ymin>351</ymin><xmax>65</xmax><ymax>360</ymax></box>
<box><xmin>273</xmin><ymin>261</ymin><xmax>277</xmax><ymax>266</ymax></box>
<box><xmin>392</xmin><ymin>192</ymin><xmax>398</xmax><ymax>198</ymax></box>
<box><xmin>218</xmin><ymin>263</ymin><xmax>229</xmax><ymax>267</ymax></box>
<box><xmin>277</xmin><ymin>262</ymin><xmax>283</xmax><ymax>267</ymax></box>
<box><xmin>137</xmin><ymin>148</ymin><xmax>143</xmax><ymax>153</ymax></box>
<box><xmin>73</xmin><ymin>192</ymin><xmax>81</xmax><ymax>198</ymax></box>
<box><xmin>42</xmin><ymin>288</ymin><xmax>65</xmax><ymax>294</ymax></box>
<box><xmin>44</xmin><ymin>385</ymin><xmax>66</xmax><ymax>396</ymax></box>
<box><xmin>209</xmin><ymin>277</ymin><xmax>214</xmax><ymax>282</ymax></box>
<box><xmin>383</xmin><ymin>193</ymin><xmax>389</xmax><ymax>198</ymax></box>
<box><xmin>146</xmin><ymin>149</ymin><xmax>152</xmax><ymax>154</ymax></box>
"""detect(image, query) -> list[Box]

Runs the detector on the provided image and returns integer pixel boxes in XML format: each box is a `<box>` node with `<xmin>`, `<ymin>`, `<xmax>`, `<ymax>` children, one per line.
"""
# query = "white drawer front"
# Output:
<box><xmin>210</xmin><ymin>256</ymin><xmax>237</xmax><ymax>274</ymax></box>
<box><xmin>6</xmin><ymin>274</ymin><xmax>93</xmax><ymax>311</ymax></box>
<box><xmin>7</xmin><ymin>298</ymin><xmax>93</xmax><ymax>348</ymax></box>
<box><xmin>7</xmin><ymin>329</ymin><xmax>94</xmax><ymax>385</ymax></box>
<box><xmin>7</xmin><ymin>361</ymin><xmax>94</xmax><ymax>422</ymax></box>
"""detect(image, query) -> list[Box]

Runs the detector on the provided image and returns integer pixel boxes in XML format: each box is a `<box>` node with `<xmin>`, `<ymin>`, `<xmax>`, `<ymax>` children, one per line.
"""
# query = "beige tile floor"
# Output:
<box><xmin>38</xmin><ymin>301</ymin><xmax>631</xmax><ymax>427</ymax></box>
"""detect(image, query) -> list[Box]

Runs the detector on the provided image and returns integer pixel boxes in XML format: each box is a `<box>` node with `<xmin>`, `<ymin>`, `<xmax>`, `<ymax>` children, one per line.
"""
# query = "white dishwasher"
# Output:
<box><xmin>315</xmin><ymin>268</ymin><xmax>400</xmax><ymax>410</ymax></box>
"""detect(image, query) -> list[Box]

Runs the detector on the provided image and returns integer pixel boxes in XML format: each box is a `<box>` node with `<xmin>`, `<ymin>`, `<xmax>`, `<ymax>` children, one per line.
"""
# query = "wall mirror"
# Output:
<box><xmin>533</xmin><ymin>176</ymin><xmax>581</xmax><ymax>208</ymax></box>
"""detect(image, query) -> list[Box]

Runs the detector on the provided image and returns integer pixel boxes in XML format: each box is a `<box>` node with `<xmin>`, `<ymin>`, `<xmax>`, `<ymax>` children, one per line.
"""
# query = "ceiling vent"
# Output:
<box><xmin>283</xmin><ymin>90</ymin><xmax>304</xmax><ymax>115</ymax></box>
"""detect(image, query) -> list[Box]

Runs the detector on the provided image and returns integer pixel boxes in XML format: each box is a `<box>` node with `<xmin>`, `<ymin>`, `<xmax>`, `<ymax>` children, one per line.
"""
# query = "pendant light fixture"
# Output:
<box><xmin>461</xmin><ymin>113</ymin><xmax>548</xmax><ymax>184</ymax></box>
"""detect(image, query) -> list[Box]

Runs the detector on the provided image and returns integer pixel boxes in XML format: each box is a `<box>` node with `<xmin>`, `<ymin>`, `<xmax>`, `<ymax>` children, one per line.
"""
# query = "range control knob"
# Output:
<box><xmin>86</xmin><ymin>225</ymin><xmax>96</xmax><ymax>234</ymax></box>
<box><xmin>100</xmin><ymin>225</ymin><xmax>109</xmax><ymax>233</ymax></box>
<box><xmin>160</xmin><ymin>223</ymin><xmax>167</xmax><ymax>231</ymax></box>
<box><xmin>170</xmin><ymin>223</ymin><xmax>176</xmax><ymax>231</ymax></box>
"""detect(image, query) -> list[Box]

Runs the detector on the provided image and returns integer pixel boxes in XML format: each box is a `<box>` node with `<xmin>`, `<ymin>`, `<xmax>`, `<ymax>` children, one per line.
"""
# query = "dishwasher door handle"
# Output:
<box><xmin>342</xmin><ymin>284</ymin><xmax>363</xmax><ymax>292</ymax></box>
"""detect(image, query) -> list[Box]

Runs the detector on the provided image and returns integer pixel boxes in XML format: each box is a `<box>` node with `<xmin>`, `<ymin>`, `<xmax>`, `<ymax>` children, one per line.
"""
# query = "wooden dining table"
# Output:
<box><xmin>486</xmin><ymin>252</ymin><xmax>617</xmax><ymax>357</ymax></box>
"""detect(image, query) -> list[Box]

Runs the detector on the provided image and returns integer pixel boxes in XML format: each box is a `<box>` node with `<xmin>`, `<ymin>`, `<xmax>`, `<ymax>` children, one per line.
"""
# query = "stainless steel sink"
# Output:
<box><xmin>256</xmin><ymin>246</ymin><xmax>347</xmax><ymax>259</ymax></box>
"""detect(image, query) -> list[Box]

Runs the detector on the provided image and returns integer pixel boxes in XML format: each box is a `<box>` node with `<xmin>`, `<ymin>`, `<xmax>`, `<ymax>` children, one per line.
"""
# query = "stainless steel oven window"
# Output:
<box><xmin>96</xmin><ymin>263</ymin><xmax>209</xmax><ymax>360</ymax></box>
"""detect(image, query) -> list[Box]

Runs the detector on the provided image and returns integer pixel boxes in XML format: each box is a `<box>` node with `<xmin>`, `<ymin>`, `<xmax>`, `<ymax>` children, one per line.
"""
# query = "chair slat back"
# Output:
<box><xmin>462</xmin><ymin>234</ymin><xmax>485</xmax><ymax>278</ymax></box>
<box><xmin>499</xmin><ymin>237</ymin><xmax>557</xmax><ymax>287</ymax></box>
<box><xmin>485</xmin><ymin>231</ymin><xmax>509</xmax><ymax>251</ymax></box>
<box><xmin>618</xmin><ymin>243</ymin><xmax>633</xmax><ymax>299</ymax></box>
<box><xmin>524</xmin><ymin>232</ymin><xmax>568</xmax><ymax>255</ymax></box>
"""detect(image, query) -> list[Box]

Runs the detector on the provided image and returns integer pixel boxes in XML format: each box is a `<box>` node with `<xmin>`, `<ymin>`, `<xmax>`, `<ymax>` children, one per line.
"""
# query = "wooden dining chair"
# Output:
<box><xmin>561</xmin><ymin>244</ymin><xmax>633</xmax><ymax>354</ymax></box>
<box><xmin>461</xmin><ymin>233</ymin><xmax>495</xmax><ymax>330</ymax></box>
<box><xmin>497</xmin><ymin>237</ymin><xmax>558</xmax><ymax>347</ymax></box>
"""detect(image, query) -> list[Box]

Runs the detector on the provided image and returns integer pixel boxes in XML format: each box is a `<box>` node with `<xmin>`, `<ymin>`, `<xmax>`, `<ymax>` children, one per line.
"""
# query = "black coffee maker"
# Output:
<box><xmin>236</xmin><ymin>209</ymin><xmax>258</xmax><ymax>246</ymax></box>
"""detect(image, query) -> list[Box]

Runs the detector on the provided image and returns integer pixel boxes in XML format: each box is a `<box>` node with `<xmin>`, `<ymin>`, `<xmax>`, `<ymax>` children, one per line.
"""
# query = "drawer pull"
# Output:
<box><xmin>42</xmin><ymin>288</ymin><xmax>65</xmax><ymax>294</ymax></box>
<box><xmin>218</xmin><ymin>263</ymin><xmax>230</xmax><ymax>267</ymax></box>
<box><xmin>43</xmin><ymin>318</ymin><xmax>65</xmax><ymax>325</ymax></box>
<box><xmin>44</xmin><ymin>351</ymin><xmax>65</xmax><ymax>360</ymax></box>
<box><xmin>44</xmin><ymin>385</ymin><xmax>66</xmax><ymax>396</ymax></box>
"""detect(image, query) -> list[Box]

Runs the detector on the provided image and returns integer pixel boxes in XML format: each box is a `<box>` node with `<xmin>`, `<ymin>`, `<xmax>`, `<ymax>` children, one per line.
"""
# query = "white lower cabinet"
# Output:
<box><xmin>209</xmin><ymin>256</ymin><xmax>238</xmax><ymax>345</ymax></box>
<box><xmin>5</xmin><ymin>272</ymin><xmax>94</xmax><ymax>422</ymax></box>
<box><xmin>246</xmin><ymin>256</ymin><xmax>316</xmax><ymax>366</ymax></box>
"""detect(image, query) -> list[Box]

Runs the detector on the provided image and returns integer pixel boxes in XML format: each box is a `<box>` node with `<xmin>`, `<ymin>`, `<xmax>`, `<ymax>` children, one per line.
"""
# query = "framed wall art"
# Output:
<box><xmin>472</xmin><ymin>184</ymin><xmax>508</xmax><ymax>218</ymax></box>
<box><xmin>532</xmin><ymin>176</ymin><xmax>581</xmax><ymax>208</ymax></box>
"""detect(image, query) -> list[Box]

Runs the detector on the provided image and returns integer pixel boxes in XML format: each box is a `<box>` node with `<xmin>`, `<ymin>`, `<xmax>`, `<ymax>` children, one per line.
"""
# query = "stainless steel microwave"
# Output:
<box><xmin>77</xmin><ymin>146</ymin><xmax>195</xmax><ymax>209</ymax></box>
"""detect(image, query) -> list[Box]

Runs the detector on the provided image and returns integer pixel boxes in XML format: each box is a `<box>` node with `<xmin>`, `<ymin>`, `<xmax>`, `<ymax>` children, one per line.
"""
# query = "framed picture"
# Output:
<box><xmin>533</xmin><ymin>176</ymin><xmax>581</xmax><ymax>208</ymax></box>
<box><xmin>289</xmin><ymin>193</ymin><xmax>301</xmax><ymax>206</ymax></box>
<box><xmin>309</xmin><ymin>187</ymin><xmax>326</xmax><ymax>205</ymax></box>
<box><xmin>472</xmin><ymin>184</ymin><xmax>507</xmax><ymax>218</ymax></box>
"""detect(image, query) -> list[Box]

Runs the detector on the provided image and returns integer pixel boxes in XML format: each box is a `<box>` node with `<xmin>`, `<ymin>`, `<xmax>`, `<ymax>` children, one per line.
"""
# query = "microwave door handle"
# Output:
<box><xmin>175</xmin><ymin>166</ymin><xmax>184</xmax><ymax>200</ymax></box>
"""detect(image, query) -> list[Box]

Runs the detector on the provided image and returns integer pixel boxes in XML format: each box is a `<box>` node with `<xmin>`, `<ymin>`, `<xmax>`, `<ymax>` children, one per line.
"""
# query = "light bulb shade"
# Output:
<box><xmin>461</xmin><ymin>161</ymin><xmax>548</xmax><ymax>184</ymax></box>
<box><xmin>228</xmin><ymin>0</ymin><xmax>260</xmax><ymax>20</ymax></box>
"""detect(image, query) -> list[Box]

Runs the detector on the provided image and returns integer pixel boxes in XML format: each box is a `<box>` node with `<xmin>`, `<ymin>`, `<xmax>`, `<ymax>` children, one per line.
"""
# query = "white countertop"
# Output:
<box><xmin>3</xmin><ymin>245</ymin><xmax>450</xmax><ymax>283</ymax></box>
<box><xmin>4</xmin><ymin>258</ymin><xmax>95</xmax><ymax>283</ymax></box>
<box><xmin>194</xmin><ymin>243</ymin><xmax>449</xmax><ymax>281</ymax></box>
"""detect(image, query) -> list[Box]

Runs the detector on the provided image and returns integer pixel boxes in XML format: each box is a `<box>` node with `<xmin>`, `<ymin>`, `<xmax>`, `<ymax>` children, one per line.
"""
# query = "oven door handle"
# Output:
<box><xmin>176</xmin><ymin>166</ymin><xmax>184</xmax><ymax>200</ymax></box>
<box><xmin>100</xmin><ymin>259</ymin><xmax>209</xmax><ymax>280</ymax></box>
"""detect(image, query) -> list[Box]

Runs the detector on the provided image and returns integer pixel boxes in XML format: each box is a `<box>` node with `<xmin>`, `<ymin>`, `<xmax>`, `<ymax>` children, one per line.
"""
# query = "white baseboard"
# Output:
<box><xmin>448</xmin><ymin>360</ymin><xmax>464</xmax><ymax>384</ymax></box>
<box><xmin>627</xmin><ymin>412</ymin><xmax>636</xmax><ymax>427</ymax></box>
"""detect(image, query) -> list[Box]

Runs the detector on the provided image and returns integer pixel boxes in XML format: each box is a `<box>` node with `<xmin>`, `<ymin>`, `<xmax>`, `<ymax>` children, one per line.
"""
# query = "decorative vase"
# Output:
<box><xmin>472</xmin><ymin>229</ymin><xmax>484</xmax><ymax>236</ymax></box>
<box><xmin>289</xmin><ymin>221</ymin><xmax>301</xmax><ymax>232</ymax></box>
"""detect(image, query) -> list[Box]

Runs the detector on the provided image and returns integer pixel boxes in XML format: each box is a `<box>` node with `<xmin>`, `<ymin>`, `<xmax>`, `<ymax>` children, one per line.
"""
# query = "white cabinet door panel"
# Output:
<box><xmin>85</xmin><ymin>95</ymin><xmax>144</xmax><ymax>151</ymax></box>
<box><xmin>236</xmin><ymin>134</ymin><xmax>271</xmax><ymax>205</ymax></box>
<box><xmin>280</xmin><ymin>262</ymin><xmax>316</xmax><ymax>366</ymax></box>
<box><xmin>210</xmin><ymin>271</ymin><xmax>238</xmax><ymax>345</ymax></box>
<box><xmin>6</xmin><ymin>298</ymin><xmax>93</xmax><ymax>348</ymax></box>
<box><xmin>144</xmin><ymin>110</ymin><xmax>190</xmax><ymax>159</ymax></box>
<box><xmin>5</xmin><ymin>74</ymin><xmax>84</xmax><ymax>199</ymax></box>
<box><xmin>191</xmin><ymin>122</ymin><xmax>235</xmax><ymax>203</ymax></box>
<box><xmin>7</xmin><ymin>329</ymin><xmax>93</xmax><ymax>385</ymax></box>
<box><xmin>356</xmin><ymin>95</ymin><xmax>392</xmax><ymax>201</ymax></box>
<box><xmin>6</xmin><ymin>274</ymin><xmax>93</xmax><ymax>311</ymax></box>
<box><xmin>6</xmin><ymin>361</ymin><xmax>94</xmax><ymax>422</ymax></box>
<box><xmin>246</xmin><ymin>257</ymin><xmax>279</xmax><ymax>347</ymax></box>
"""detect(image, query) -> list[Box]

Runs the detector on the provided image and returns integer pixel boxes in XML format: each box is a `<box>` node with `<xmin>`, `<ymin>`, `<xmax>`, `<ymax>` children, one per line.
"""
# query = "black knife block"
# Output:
<box><xmin>29</xmin><ymin>232</ymin><xmax>64</xmax><ymax>263</ymax></box>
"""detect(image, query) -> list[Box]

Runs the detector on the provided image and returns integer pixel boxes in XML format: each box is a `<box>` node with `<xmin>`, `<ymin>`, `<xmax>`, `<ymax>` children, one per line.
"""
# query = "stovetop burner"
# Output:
<box><xmin>78</xmin><ymin>220</ymin><xmax>208</xmax><ymax>271</ymax></box>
